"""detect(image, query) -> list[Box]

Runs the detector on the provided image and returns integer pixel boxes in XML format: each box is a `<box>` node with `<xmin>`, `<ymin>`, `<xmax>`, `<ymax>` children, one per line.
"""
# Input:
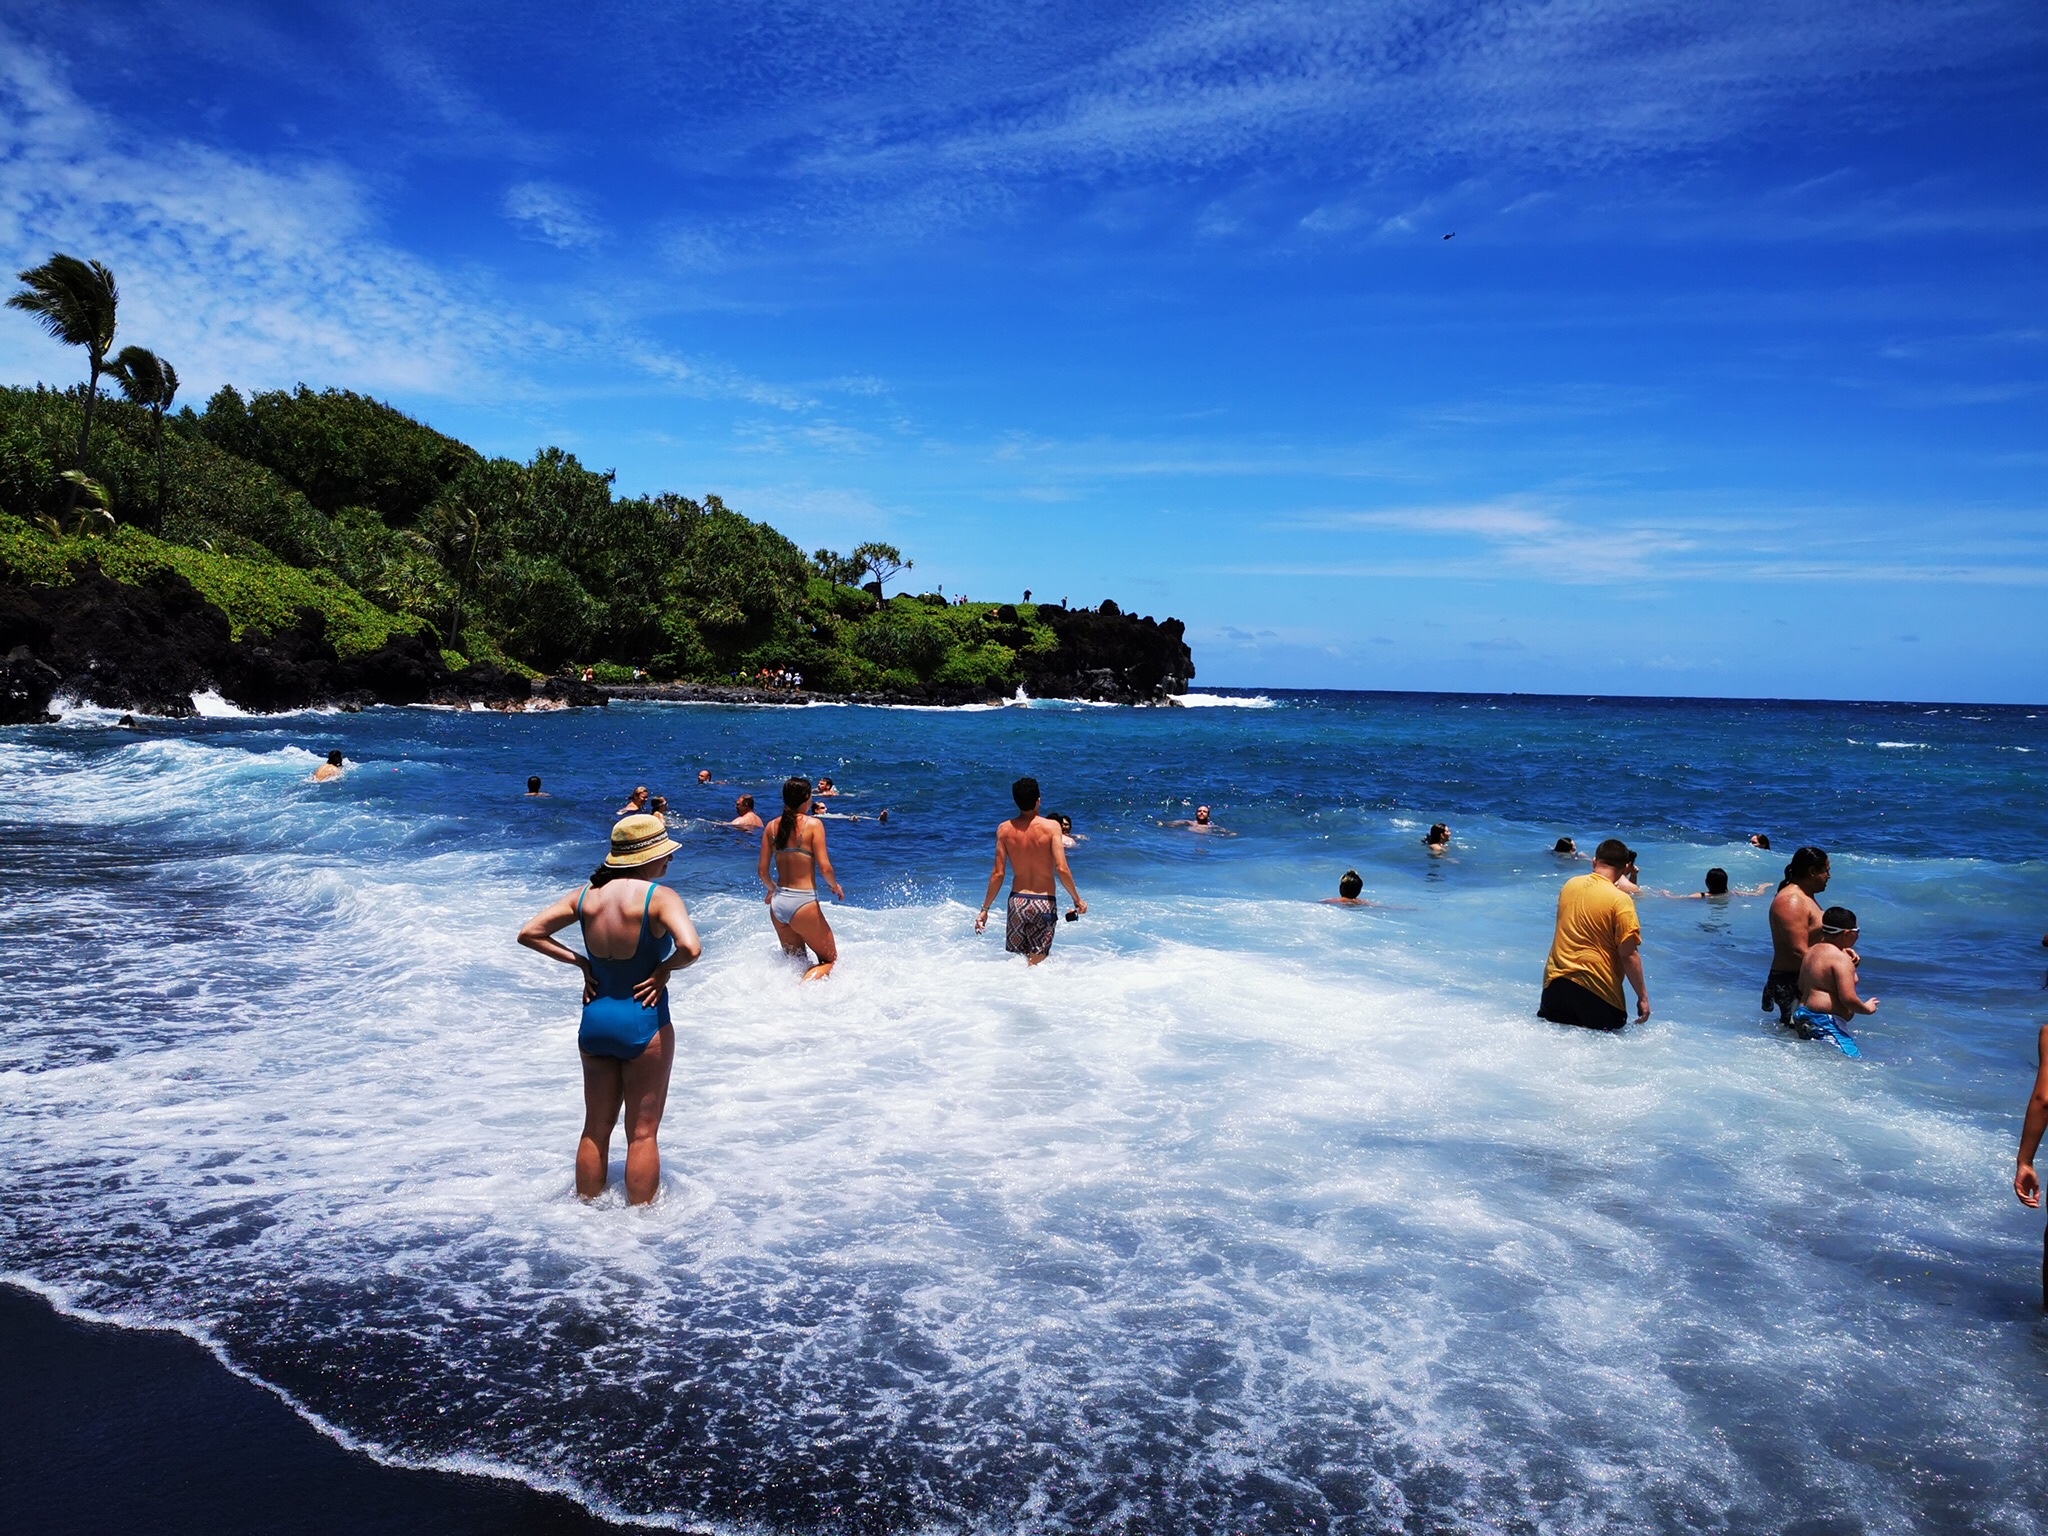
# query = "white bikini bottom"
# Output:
<box><xmin>770</xmin><ymin>886</ymin><xmax>819</xmax><ymax>925</ymax></box>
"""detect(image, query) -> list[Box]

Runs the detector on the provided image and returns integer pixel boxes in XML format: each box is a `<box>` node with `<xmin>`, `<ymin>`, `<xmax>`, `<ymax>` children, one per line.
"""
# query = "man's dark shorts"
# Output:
<box><xmin>1538</xmin><ymin>977</ymin><xmax>1627</xmax><ymax>1031</ymax></box>
<box><xmin>1761</xmin><ymin>969</ymin><xmax>1801</xmax><ymax>1025</ymax></box>
<box><xmin>1006</xmin><ymin>892</ymin><xmax>1057</xmax><ymax>958</ymax></box>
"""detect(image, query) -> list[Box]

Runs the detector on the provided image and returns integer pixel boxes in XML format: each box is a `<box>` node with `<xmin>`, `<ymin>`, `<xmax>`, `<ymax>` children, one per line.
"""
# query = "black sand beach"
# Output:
<box><xmin>0</xmin><ymin>1283</ymin><xmax>637</xmax><ymax>1534</ymax></box>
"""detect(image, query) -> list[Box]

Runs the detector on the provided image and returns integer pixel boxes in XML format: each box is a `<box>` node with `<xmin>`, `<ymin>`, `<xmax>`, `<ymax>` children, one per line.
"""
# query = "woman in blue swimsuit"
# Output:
<box><xmin>519</xmin><ymin>813</ymin><xmax>702</xmax><ymax>1204</ymax></box>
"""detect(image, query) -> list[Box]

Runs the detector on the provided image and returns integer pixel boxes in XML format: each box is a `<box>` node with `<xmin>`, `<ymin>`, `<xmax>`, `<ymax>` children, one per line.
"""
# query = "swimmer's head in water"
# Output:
<box><xmin>1750</xmin><ymin>833</ymin><xmax>1771</xmax><ymax>849</ymax></box>
<box><xmin>1553</xmin><ymin>837</ymin><xmax>1576</xmax><ymax>854</ymax></box>
<box><xmin>1195</xmin><ymin>806</ymin><xmax>1211</xmax><ymax>824</ymax></box>
<box><xmin>327</xmin><ymin>750</ymin><xmax>344</xmax><ymax>766</ymax></box>
<box><xmin>735</xmin><ymin>794</ymin><xmax>755</xmax><ymax>813</ymax></box>
<box><xmin>1056</xmin><ymin>814</ymin><xmax>1073</xmax><ymax>832</ymax></box>
<box><xmin>1705</xmin><ymin>867</ymin><xmax>1729</xmax><ymax>895</ymax></box>
<box><xmin>1593</xmin><ymin>837</ymin><xmax>1634</xmax><ymax>869</ymax></box>
<box><xmin>527</xmin><ymin>776</ymin><xmax>541</xmax><ymax>793</ymax></box>
<box><xmin>697</xmin><ymin>769</ymin><xmax>711</xmax><ymax>783</ymax></box>
<box><xmin>1426</xmin><ymin>823</ymin><xmax>1449</xmax><ymax>844</ymax></box>
<box><xmin>1339</xmin><ymin>870</ymin><xmax>1363</xmax><ymax>899</ymax></box>
<box><xmin>818</xmin><ymin>776</ymin><xmax>835</xmax><ymax>790</ymax></box>
<box><xmin>1820</xmin><ymin>905</ymin><xmax>1859</xmax><ymax>936</ymax></box>
<box><xmin>1785</xmin><ymin>845</ymin><xmax>1830</xmax><ymax>886</ymax></box>
<box><xmin>1013</xmin><ymin>777</ymin><xmax>1041</xmax><ymax>813</ymax></box>
<box><xmin>649</xmin><ymin>796</ymin><xmax>667</xmax><ymax>814</ymax></box>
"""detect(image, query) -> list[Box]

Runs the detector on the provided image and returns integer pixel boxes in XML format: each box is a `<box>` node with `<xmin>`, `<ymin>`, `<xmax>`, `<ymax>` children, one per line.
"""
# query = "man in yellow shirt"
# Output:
<box><xmin>1539</xmin><ymin>838</ymin><xmax>1651</xmax><ymax>1030</ymax></box>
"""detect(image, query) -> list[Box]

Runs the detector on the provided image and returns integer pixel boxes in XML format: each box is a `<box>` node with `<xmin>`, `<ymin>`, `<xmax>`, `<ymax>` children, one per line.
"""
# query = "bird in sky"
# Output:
<box><xmin>1443</xmin><ymin>232</ymin><xmax>1456</xmax><ymax>240</ymax></box>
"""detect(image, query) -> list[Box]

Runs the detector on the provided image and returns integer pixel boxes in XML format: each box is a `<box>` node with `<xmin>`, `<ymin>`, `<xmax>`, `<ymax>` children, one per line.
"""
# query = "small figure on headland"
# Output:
<box><xmin>2011</xmin><ymin>1023</ymin><xmax>2048</xmax><ymax>1308</ymax></box>
<box><xmin>729</xmin><ymin>794</ymin><xmax>762</xmax><ymax>830</ymax></box>
<box><xmin>978</xmin><ymin>776</ymin><xmax>1086</xmax><ymax>965</ymax></box>
<box><xmin>526</xmin><ymin>776</ymin><xmax>547</xmax><ymax>797</ymax></box>
<box><xmin>1789</xmin><ymin>906</ymin><xmax>1876</xmax><ymax>1056</ymax></box>
<box><xmin>312</xmin><ymin>749</ymin><xmax>345</xmax><ymax>782</ymax></box>
<box><xmin>1322</xmin><ymin>870</ymin><xmax>1375</xmax><ymax>906</ymax></box>
<box><xmin>1537</xmin><ymin>838</ymin><xmax>1649</xmax><ymax>1030</ymax></box>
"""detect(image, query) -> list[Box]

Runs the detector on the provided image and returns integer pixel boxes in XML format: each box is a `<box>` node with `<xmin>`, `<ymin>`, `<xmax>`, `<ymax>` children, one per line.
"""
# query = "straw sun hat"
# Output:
<box><xmin>605</xmin><ymin>813</ymin><xmax>679</xmax><ymax>867</ymax></box>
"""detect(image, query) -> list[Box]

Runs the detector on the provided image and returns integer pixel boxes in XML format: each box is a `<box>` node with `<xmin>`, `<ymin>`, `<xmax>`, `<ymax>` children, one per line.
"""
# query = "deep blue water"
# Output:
<box><xmin>2</xmin><ymin>688</ymin><xmax>2045</xmax><ymax>1533</ymax></box>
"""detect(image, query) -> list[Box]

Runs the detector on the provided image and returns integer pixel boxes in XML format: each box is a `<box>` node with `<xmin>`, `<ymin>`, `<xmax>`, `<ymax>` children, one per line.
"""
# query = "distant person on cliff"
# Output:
<box><xmin>978</xmin><ymin>776</ymin><xmax>1086</xmax><ymax>965</ymax></box>
<box><xmin>728</xmin><ymin>794</ymin><xmax>762</xmax><ymax>830</ymax></box>
<box><xmin>1789</xmin><ymin>906</ymin><xmax>1876</xmax><ymax>1056</ymax></box>
<box><xmin>1165</xmin><ymin>805</ymin><xmax>1235</xmax><ymax>835</ymax></box>
<box><xmin>759</xmin><ymin>777</ymin><xmax>843</xmax><ymax>981</ymax></box>
<box><xmin>1764</xmin><ymin>846</ymin><xmax>1832</xmax><ymax>1026</ymax></box>
<box><xmin>1322</xmin><ymin>870</ymin><xmax>1376</xmax><ymax>906</ymax></box>
<box><xmin>1538</xmin><ymin>838</ymin><xmax>1650</xmax><ymax>1030</ymax></box>
<box><xmin>1424</xmin><ymin>823</ymin><xmax>1451</xmax><ymax>854</ymax></box>
<box><xmin>2011</xmin><ymin>1023</ymin><xmax>2048</xmax><ymax>1307</ymax></box>
<box><xmin>618</xmin><ymin>785</ymin><xmax>649</xmax><ymax>817</ymax></box>
<box><xmin>526</xmin><ymin>776</ymin><xmax>546</xmax><ymax>797</ymax></box>
<box><xmin>312</xmin><ymin>749</ymin><xmax>345</xmax><ymax>783</ymax></box>
<box><xmin>516</xmin><ymin>814</ymin><xmax>701</xmax><ymax>1205</ymax></box>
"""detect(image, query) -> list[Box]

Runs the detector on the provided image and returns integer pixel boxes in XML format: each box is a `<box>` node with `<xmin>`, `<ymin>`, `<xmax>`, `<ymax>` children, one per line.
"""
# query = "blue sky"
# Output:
<box><xmin>1</xmin><ymin>1</ymin><xmax>2043</xmax><ymax>701</ymax></box>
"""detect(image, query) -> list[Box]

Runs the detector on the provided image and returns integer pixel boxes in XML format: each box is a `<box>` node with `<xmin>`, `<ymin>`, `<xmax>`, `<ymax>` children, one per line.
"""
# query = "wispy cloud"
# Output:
<box><xmin>502</xmin><ymin>181</ymin><xmax>607</xmax><ymax>249</ymax></box>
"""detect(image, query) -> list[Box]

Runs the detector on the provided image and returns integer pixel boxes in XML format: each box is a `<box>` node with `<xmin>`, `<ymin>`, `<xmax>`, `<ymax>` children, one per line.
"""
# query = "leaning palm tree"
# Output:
<box><xmin>6</xmin><ymin>254</ymin><xmax>119</xmax><ymax>509</ymax></box>
<box><xmin>108</xmin><ymin>345</ymin><xmax>178</xmax><ymax>526</ymax></box>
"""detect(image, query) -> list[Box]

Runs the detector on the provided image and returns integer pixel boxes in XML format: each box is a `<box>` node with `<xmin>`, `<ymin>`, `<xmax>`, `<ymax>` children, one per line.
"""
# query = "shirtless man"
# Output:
<box><xmin>1165</xmin><ymin>805</ymin><xmax>1234</xmax><ymax>835</ymax></box>
<box><xmin>1763</xmin><ymin>845</ymin><xmax>1831</xmax><ymax>1025</ymax></box>
<box><xmin>2012</xmin><ymin>1023</ymin><xmax>2048</xmax><ymax>1308</ymax></box>
<box><xmin>976</xmin><ymin>776</ymin><xmax>1086</xmax><ymax>964</ymax></box>
<box><xmin>1790</xmin><ymin>905</ymin><xmax>1877</xmax><ymax>1055</ymax></box>
<box><xmin>1321</xmin><ymin>870</ymin><xmax>1374</xmax><ymax>906</ymax></box>
<box><xmin>728</xmin><ymin>794</ymin><xmax>763</xmax><ymax>830</ymax></box>
<box><xmin>311</xmin><ymin>749</ymin><xmax>345</xmax><ymax>782</ymax></box>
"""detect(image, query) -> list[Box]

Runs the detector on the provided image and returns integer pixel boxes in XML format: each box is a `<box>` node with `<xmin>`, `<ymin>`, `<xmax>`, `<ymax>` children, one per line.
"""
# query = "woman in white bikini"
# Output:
<box><xmin>757</xmin><ymin>776</ymin><xmax>844</xmax><ymax>980</ymax></box>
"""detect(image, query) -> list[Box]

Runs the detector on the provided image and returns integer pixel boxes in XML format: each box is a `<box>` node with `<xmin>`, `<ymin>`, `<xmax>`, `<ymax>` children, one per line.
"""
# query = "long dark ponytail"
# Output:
<box><xmin>1782</xmin><ymin>845</ymin><xmax>1828</xmax><ymax>888</ymax></box>
<box><xmin>777</xmin><ymin>777</ymin><xmax>811</xmax><ymax>850</ymax></box>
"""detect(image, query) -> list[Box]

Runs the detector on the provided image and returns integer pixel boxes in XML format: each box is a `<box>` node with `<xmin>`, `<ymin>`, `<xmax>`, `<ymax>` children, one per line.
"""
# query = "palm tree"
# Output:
<box><xmin>108</xmin><ymin>345</ymin><xmax>178</xmax><ymax>527</ymax></box>
<box><xmin>6</xmin><ymin>255</ymin><xmax>119</xmax><ymax>510</ymax></box>
<box><xmin>852</xmin><ymin>541</ymin><xmax>912</xmax><ymax>605</ymax></box>
<box><xmin>407</xmin><ymin>501</ymin><xmax>486</xmax><ymax>644</ymax></box>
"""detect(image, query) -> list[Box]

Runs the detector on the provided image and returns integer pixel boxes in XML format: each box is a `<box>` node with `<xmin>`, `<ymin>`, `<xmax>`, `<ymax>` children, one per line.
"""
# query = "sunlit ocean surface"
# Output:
<box><xmin>2</xmin><ymin>689</ymin><xmax>2045</xmax><ymax>1533</ymax></box>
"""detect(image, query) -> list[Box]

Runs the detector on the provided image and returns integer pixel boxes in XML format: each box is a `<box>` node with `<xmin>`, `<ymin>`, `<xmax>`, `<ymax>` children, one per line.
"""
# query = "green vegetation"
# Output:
<box><xmin>2</xmin><ymin>250</ymin><xmax>1144</xmax><ymax>694</ymax></box>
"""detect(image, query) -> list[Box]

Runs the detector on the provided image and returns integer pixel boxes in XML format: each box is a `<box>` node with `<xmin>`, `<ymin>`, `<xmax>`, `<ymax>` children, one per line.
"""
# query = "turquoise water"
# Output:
<box><xmin>2</xmin><ymin>689</ymin><xmax>2045</xmax><ymax>1532</ymax></box>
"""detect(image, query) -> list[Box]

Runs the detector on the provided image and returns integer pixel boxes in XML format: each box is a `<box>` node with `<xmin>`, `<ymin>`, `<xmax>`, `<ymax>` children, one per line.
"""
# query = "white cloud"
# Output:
<box><xmin>502</xmin><ymin>181</ymin><xmax>607</xmax><ymax>249</ymax></box>
<box><xmin>0</xmin><ymin>36</ymin><xmax>570</xmax><ymax>399</ymax></box>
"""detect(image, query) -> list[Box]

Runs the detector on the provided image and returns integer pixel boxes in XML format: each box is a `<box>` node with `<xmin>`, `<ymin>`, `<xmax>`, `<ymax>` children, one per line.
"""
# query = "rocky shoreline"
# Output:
<box><xmin>1</xmin><ymin>566</ymin><xmax>1194</xmax><ymax>724</ymax></box>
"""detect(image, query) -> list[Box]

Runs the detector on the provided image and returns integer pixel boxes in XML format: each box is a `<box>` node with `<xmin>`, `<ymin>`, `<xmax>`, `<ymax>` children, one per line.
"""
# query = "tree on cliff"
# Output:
<box><xmin>107</xmin><ymin>346</ymin><xmax>179</xmax><ymax>527</ymax></box>
<box><xmin>7</xmin><ymin>255</ymin><xmax>119</xmax><ymax>511</ymax></box>
<box><xmin>851</xmin><ymin>541</ymin><xmax>911</xmax><ymax>603</ymax></box>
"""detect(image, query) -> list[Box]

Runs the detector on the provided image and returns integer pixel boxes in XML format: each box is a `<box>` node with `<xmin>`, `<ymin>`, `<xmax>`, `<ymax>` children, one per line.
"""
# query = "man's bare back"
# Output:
<box><xmin>977</xmin><ymin>779</ymin><xmax>1086</xmax><ymax>963</ymax></box>
<box><xmin>1768</xmin><ymin>883</ymin><xmax>1823</xmax><ymax>971</ymax></box>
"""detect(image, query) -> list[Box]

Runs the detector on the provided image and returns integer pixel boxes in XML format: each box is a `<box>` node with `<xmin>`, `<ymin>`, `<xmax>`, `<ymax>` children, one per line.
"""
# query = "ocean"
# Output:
<box><xmin>2</xmin><ymin>689</ymin><xmax>2045</xmax><ymax>1533</ymax></box>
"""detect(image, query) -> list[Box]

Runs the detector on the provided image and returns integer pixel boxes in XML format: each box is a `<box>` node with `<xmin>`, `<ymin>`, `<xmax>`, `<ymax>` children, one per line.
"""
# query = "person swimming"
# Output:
<box><xmin>517</xmin><ymin>814</ymin><xmax>703</xmax><ymax>1204</ymax></box>
<box><xmin>1552</xmin><ymin>837</ymin><xmax>1578</xmax><ymax>857</ymax></box>
<box><xmin>1165</xmin><ymin>805</ymin><xmax>1234</xmax><ymax>835</ymax></box>
<box><xmin>526</xmin><ymin>776</ymin><xmax>546</xmax><ymax>797</ymax></box>
<box><xmin>618</xmin><ymin>785</ymin><xmax>649</xmax><ymax>816</ymax></box>
<box><xmin>1424</xmin><ymin>823</ymin><xmax>1451</xmax><ymax>853</ymax></box>
<box><xmin>312</xmin><ymin>749</ymin><xmax>345</xmax><ymax>783</ymax></box>
<box><xmin>1322</xmin><ymin>870</ymin><xmax>1373</xmax><ymax>906</ymax></box>
<box><xmin>729</xmin><ymin>794</ymin><xmax>763</xmax><ymax>830</ymax></box>
<box><xmin>758</xmin><ymin>777</ymin><xmax>844</xmax><ymax>980</ymax></box>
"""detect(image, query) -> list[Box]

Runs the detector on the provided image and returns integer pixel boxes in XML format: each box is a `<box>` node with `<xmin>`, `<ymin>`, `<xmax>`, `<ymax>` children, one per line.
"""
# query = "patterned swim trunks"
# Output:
<box><xmin>1005</xmin><ymin>892</ymin><xmax>1057</xmax><ymax>957</ymax></box>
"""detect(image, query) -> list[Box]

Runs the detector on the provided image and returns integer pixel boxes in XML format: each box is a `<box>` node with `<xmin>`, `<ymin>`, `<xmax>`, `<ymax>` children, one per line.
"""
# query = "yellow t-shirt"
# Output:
<box><xmin>1543</xmin><ymin>872</ymin><xmax>1641</xmax><ymax>1009</ymax></box>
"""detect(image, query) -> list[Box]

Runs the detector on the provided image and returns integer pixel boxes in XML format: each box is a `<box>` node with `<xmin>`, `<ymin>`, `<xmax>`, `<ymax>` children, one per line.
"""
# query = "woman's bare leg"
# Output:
<box><xmin>620</xmin><ymin>1024</ymin><xmax>675</xmax><ymax>1205</ymax></box>
<box><xmin>577</xmin><ymin>1054</ymin><xmax>625</xmax><ymax>1198</ymax></box>
<box><xmin>768</xmin><ymin>909</ymin><xmax>809</xmax><ymax>961</ymax></box>
<box><xmin>785</xmin><ymin>900</ymin><xmax>837</xmax><ymax>980</ymax></box>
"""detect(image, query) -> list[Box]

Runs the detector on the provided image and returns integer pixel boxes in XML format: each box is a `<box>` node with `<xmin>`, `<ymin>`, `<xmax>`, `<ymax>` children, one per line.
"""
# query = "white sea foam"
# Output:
<box><xmin>190</xmin><ymin>689</ymin><xmax>253</xmax><ymax>717</ymax></box>
<box><xmin>1</xmin><ymin>721</ymin><xmax>2042</xmax><ymax>1530</ymax></box>
<box><xmin>1875</xmin><ymin>740</ymin><xmax>1932</xmax><ymax>749</ymax></box>
<box><xmin>1171</xmin><ymin>692</ymin><xmax>1275</xmax><ymax>708</ymax></box>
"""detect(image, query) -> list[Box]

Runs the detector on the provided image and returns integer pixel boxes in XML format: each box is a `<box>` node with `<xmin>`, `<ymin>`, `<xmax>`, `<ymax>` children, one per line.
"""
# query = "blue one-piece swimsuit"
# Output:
<box><xmin>576</xmin><ymin>883</ymin><xmax>674</xmax><ymax>1059</ymax></box>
